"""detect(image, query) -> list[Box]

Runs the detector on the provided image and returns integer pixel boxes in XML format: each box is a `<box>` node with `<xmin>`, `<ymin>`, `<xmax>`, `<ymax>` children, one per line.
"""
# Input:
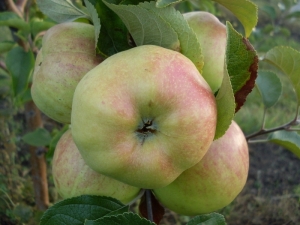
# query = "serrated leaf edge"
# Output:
<box><xmin>99</xmin><ymin>212</ymin><xmax>156</xmax><ymax>224</ymax></box>
<box><xmin>40</xmin><ymin>195</ymin><xmax>125</xmax><ymax>224</ymax></box>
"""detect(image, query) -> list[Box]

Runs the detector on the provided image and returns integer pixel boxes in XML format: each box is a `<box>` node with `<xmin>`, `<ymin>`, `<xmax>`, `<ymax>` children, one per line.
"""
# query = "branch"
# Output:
<box><xmin>25</xmin><ymin>101</ymin><xmax>49</xmax><ymax>210</ymax></box>
<box><xmin>5</xmin><ymin>0</ymin><xmax>23</xmax><ymax>18</ymax></box>
<box><xmin>0</xmin><ymin>60</ymin><xmax>8</xmax><ymax>73</ymax></box>
<box><xmin>246</xmin><ymin>105</ymin><xmax>300</xmax><ymax>141</ymax></box>
<box><xmin>246</xmin><ymin>121</ymin><xmax>294</xmax><ymax>141</ymax></box>
<box><xmin>4</xmin><ymin>0</ymin><xmax>30</xmax><ymax>51</ymax></box>
<box><xmin>15</xmin><ymin>0</ymin><xmax>28</xmax><ymax>14</ymax></box>
<box><xmin>248</xmin><ymin>139</ymin><xmax>268</xmax><ymax>144</ymax></box>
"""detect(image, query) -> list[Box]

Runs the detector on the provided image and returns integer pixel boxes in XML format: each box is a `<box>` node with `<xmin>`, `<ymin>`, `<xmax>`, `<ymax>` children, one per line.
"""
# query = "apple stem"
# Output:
<box><xmin>146</xmin><ymin>189</ymin><xmax>154</xmax><ymax>222</ymax></box>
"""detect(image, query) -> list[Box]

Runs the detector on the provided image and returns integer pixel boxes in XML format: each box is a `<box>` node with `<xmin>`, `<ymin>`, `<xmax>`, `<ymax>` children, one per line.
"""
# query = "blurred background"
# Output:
<box><xmin>1</xmin><ymin>0</ymin><xmax>300</xmax><ymax>224</ymax></box>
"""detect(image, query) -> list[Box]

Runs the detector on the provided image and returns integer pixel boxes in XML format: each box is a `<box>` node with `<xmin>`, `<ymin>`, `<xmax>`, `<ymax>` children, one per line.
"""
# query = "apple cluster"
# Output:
<box><xmin>32</xmin><ymin>12</ymin><xmax>249</xmax><ymax>216</ymax></box>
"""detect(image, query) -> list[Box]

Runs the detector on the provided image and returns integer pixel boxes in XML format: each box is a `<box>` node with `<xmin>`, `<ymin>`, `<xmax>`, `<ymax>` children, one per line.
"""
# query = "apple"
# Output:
<box><xmin>52</xmin><ymin>129</ymin><xmax>141</xmax><ymax>204</ymax></box>
<box><xmin>184</xmin><ymin>11</ymin><xmax>227</xmax><ymax>93</ymax></box>
<box><xmin>153</xmin><ymin>120</ymin><xmax>249</xmax><ymax>215</ymax></box>
<box><xmin>31</xmin><ymin>22</ymin><xmax>103</xmax><ymax>124</ymax></box>
<box><xmin>71</xmin><ymin>45</ymin><xmax>217</xmax><ymax>189</ymax></box>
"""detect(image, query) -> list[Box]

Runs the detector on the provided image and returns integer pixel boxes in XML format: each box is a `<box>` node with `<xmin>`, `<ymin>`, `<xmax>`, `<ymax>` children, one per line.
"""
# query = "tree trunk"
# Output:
<box><xmin>25</xmin><ymin>101</ymin><xmax>49</xmax><ymax>211</ymax></box>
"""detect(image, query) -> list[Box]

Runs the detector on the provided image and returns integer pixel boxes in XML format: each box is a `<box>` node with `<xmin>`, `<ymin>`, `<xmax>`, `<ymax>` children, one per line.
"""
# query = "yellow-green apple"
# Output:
<box><xmin>153</xmin><ymin>120</ymin><xmax>249</xmax><ymax>215</ymax></box>
<box><xmin>31</xmin><ymin>22</ymin><xmax>102</xmax><ymax>124</ymax></box>
<box><xmin>184</xmin><ymin>11</ymin><xmax>227</xmax><ymax>93</ymax></box>
<box><xmin>52</xmin><ymin>129</ymin><xmax>141</xmax><ymax>204</ymax></box>
<box><xmin>71</xmin><ymin>45</ymin><xmax>217</xmax><ymax>189</ymax></box>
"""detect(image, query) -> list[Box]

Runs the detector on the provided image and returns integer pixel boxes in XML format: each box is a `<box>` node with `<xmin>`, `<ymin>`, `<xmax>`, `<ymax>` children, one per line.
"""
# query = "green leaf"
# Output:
<box><xmin>22</xmin><ymin>128</ymin><xmax>52</xmax><ymax>147</ymax></box>
<box><xmin>18</xmin><ymin>88</ymin><xmax>32</xmax><ymax>104</ymax></box>
<box><xmin>5</xmin><ymin>46</ymin><xmax>35</xmax><ymax>97</ymax></box>
<box><xmin>40</xmin><ymin>195</ymin><xmax>127</xmax><ymax>225</ymax></box>
<box><xmin>30</xmin><ymin>20</ymin><xmax>55</xmax><ymax>38</ymax></box>
<box><xmin>286</xmin><ymin>11</ymin><xmax>300</xmax><ymax>18</ymax></box>
<box><xmin>85</xmin><ymin>206</ymin><xmax>130</xmax><ymax>224</ymax></box>
<box><xmin>85</xmin><ymin>212</ymin><xmax>156</xmax><ymax>225</ymax></box>
<box><xmin>212</xmin><ymin>0</ymin><xmax>258</xmax><ymax>37</ymax></box>
<box><xmin>47</xmin><ymin>125</ymin><xmax>69</xmax><ymax>159</ymax></box>
<box><xmin>268</xmin><ymin>131</ymin><xmax>300</xmax><ymax>158</ymax></box>
<box><xmin>89</xmin><ymin>0</ymin><xmax>132</xmax><ymax>57</ymax></box>
<box><xmin>0</xmin><ymin>41</ymin><xmax>16</xmax><ymax>54</ymax></box>
<box><xmin>0</xmin><ymin>12</ymin><xmax>30</xmax><ymax>31</ymax></box>
<box><xmin>198</xmin><ymin>0</ymin><xmax>217</xmax><ymax>13</ymax></box>
<box><xmin>0</xmin><ymin>74</ymin><xmax>11</xmax><ymax>95</ymax></box>
<box><xmin>156</xmin><ymin>0</ymin><xmax>182</xmax><ymax>8</ymax></box>
<box><xmin>104</xmin><ymin>1</ymin><xmax>203</xmax><ymax>72</ymax></box>
<box><xmin>215</xmin><ymin>21</ymin><xmax>259</xmax><ymax>139</ymax></box>
<box><xmin>287</xmin><ymin>3</ymin><xmax>300</xmax><ymax>19</ymax></box>
<box><xmin>155</xmin><ymin>0</ymin><xmax>216</xmax><ymax>10</ymax></box>
<box><xmin>13</xmin><ymin>204</ymin><xmax>33</xmax><ymax>223</ymax></box>
<box><xmin>37</xmin><ymin>0</ymin><xmax>89</xmax><ymax>23</ymax></box>
<box><xmin>187</xmin><ymin>213</ymin><xmax>227</xmax><ymax>225</ymax></box>
<box><xmin>104</xmin><ymin>1</ymin><xmax>180</xmax><ymax>52</ymax></box>
<box><xmin>226</xmin><ymin>22</ymin><xmax>254</xmax><ymax>93</ymax></box>
<box><xmin>0</xmin><ymin>11</ymin><xmax>18</xmax><ymax>20</ymax></box>
<box><xmin>84</xmin><ymin>0</ymin><xmax>101</xmax><ymax>48</ymax></box>
<box><xmin>263</xmin><ymin>46</ymin><xmax>300</xmax><ymax>105</ymax></box>
<box><xmin>226</xmin><ymin>22</ymin><xmax>258</xmax><ymax>112</ymax></box>
<box><xmin>256</xmin><ymin>71</ymin><xmax>282</xmax><ymax>109</ymax></box>
<box><xmin>139</xmin><ymin>1</ymin><xmax>203</xmax><ymax>72</ymax></box>
<box><xmin>260</xmin><ymin>5</ymin><xmax>277</xmax><ymax>20</ymax></box>
<box><xmin>214</xmin><ymin>64</ymin><xmax>235</xmax><ymax>140</ymax></box>
<box><xmin>102</xmin><ymin>205</ymin><xmax>129</xmax><ymax>217</ymax></box>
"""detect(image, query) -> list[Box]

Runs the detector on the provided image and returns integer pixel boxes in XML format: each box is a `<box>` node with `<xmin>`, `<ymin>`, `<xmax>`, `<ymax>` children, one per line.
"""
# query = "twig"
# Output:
<box><xmin>286</xmin><ymin>128</ymin><xmax>300</xmax><ymax>131</ymax></box>
<box><xmin>271</xmin><ymin>194</ymin><xmax>300</xmax><ymax>201</ymax></box>
<box><xmin>5</xmin><ymin>0</ymin><xmax>23</xmax><ymax>18</ymax></box>
<box><xmin>248</xmin><ymin>139</ymin><xmax>268</xmax><ymax>144</ymax></box>
<box><xmin>246</xmin><ymin>123</ymin><xmax>292</xmax><ymax>141</ymax></box>
<box><xmin>15</xmin><ymin>0</ymin><xmax>28</xmax><ymax>14</ymax></box>
<box><xmin>246</xmin><ymin>105</ymin><xmax>299</xmax><ymax>141</ymax></box>
<box><xmin>0</xmin><ymin>60</ymin><xmax>8</xmax><ymax>72</ymax></box>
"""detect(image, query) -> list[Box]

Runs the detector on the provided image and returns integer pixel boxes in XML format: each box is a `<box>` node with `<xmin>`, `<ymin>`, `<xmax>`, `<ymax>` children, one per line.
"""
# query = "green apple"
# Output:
<box><xmin>52</xmin><ymin>129</ymin><xmax>141</xmax><ymax>204</ymax></box>
<box><xmin>71</xmin><ymin>45</ymin><xmax>217</xmax><ymax>189</ymax></box>
<box><xmin>153</xmin><ymin>120</ymin><xmax>249</xmax><ymax>215</ymax></box>
<box><xmin>31</xmin><ymin>22</ymin><xmax>103</xmax><ymax>124</ymax></box>
<box><xmin>184</xmin><ymin>11</ymin><xmax>227</xmax><ymax>93</ymax></box>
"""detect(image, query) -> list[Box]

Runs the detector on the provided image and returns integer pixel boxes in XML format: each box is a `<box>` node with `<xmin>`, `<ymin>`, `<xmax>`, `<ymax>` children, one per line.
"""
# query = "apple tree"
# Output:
<box><xmin>1</xmin><ymin>0</ymin><xmax>300</xmax><ymax>224</ymax></box>
<box><xmin>0</xmin><ymin>1</ymin><xmax>58</xmax><ymax>213</ymax></box>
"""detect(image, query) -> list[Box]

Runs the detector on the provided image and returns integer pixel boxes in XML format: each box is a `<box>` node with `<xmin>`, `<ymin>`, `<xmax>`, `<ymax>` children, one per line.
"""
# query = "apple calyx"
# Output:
<box><xmin>136</xmin><ymin>118</ymin><xmax>157</xmax><ymax>144</ymax></box>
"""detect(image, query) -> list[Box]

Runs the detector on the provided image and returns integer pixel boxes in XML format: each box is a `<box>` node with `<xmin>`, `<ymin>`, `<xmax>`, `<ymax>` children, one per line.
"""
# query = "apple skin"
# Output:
<box><xmin>71</xmin><ymin>45</ymin><xmax>217</xmax><ymax>189</ymax></box>
<box><xmin>153</xmin><ymin>120</ymin><xmax>249</xmax><ymax>216</ymax></box>
<box><xmin>31</xmin><ymin>22</ymin><xmax>103</xmax><ymax>124</ymax></box>
<box><xmin>52</xmin><ymin>129</ymin><xmax>141</xmax><ymax>204</ymax></box>
<box><xmin>184</xmin><ymin>11</ymin><xmax>226</xmax><ymax>93</ymax></box>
